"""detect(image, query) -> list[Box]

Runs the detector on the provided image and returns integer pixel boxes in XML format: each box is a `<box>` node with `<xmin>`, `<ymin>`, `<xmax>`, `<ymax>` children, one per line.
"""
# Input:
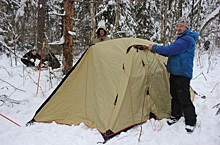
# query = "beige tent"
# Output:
<box><xmin>31</xmin><ymin>38</ymin><xmax>172</xmax><ymax>140</ymax></box>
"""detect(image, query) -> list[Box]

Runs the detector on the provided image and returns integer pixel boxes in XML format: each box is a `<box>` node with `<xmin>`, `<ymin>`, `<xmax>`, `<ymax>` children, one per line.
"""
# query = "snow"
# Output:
<box><xmin>199</xmin><ymin>6</ymin><xmax>220</xmax><ymax>32</ymax></box>
<box><xmin>68</xmin><ymin>31</ymin><xmax>76</xmax><ymax>36</ymax></box>
<box><xmin>48</xmin><ymin>36</ymin><xmax>65</xmax><ymax>45</ymax></box>
<box><xmin>97</xmin><ymin>19</ymin><xmax>106</xmax><ymax>28</ymax></box>
<box><xmin>0</xmin><ymin>49</ymin><xmax>220</xmax><ymax>145</ymax></box>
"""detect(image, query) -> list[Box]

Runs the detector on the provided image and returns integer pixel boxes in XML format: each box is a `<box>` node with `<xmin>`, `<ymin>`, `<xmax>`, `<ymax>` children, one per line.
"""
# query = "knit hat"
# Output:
<box><xmin>176</xmin><ymin>17</ymin><xmax>190</xmax><ymax>28</ymax></box>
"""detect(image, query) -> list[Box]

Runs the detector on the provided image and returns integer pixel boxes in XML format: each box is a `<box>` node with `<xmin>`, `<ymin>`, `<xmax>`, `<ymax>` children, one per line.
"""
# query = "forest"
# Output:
<box><xmin>0</xmin><ymin>1</ymin><xmax>220</xmax><ymax>144</ymax></box>
<box><xmin>0</xmin><ymin>0</ymin><xmax>219</xmax><ymax>74</ymax></box>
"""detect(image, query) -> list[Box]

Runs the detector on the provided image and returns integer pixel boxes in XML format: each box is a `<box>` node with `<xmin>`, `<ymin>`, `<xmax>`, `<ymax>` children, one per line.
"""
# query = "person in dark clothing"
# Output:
<box><xmin>21</xmin><ymin>49</ymin><xmax>41</xmax><ymax>67</ymax></box>
<box><xmin>43</xmin><ymin>51</ymin><xmax>60</xmax><ymax>69</ymax></box>
<box><xmin>204</xmin><ymin>40</ymin><xmax>210</xmax><ymax>50</ymax></box>
<box><xmin>148</xmin><ymin>16</ymin><xmax>199</xmax><ymax>133</ymax></box>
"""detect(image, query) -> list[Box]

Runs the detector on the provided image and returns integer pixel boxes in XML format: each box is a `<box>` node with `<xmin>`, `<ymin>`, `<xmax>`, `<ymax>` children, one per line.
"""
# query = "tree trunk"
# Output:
<box><xmin>178</xmin><ymin>0</ymin><xmax>182</xmax><ymax>18</ymax></box>
<box><xmin>168</xmin><ymin>0</ymin><xmax>173</xmax><ymax>10</ymax></box>
<box><xmin>163</xmin><ymin>0</ymin><xmax>168</xmax><ymax>44</ymax></box>
<box><xmin>160</xmin><ymin>0</ymin><xmax>168</xmax><ymax>44</ymax></box>
<box><xmin>191</xmin><ymin>0</ymin><xmax>195</xmax><ymax>28</ymax></box>
<box><xmin>90</xmin><ymin>0</ymin><xmax>95</xmax><ymax>42</ymax></box>
<box><xmin>196</xmin><ymin>0</ymin><xmax>202</xmax><ymax>32</ymax></box>
<box><xmin>37</xmin><ymin>0</ymin><xmax>46</xmax><ymax>51</ymax></box>
<box><xmin>62</xmin><ymin>0</ymin><xmax>74</xmax><ymax>75</ymax></box>
<box><xmin>114</xmin><ymin>0</ymin><xmax>120</xmax><ymax>38</ymax></box>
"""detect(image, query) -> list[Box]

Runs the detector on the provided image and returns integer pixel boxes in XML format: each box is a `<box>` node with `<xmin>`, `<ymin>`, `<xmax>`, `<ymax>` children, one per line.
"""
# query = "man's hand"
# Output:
<box><xmin>148</xmin><ymin>44</ymin><xmax>153</xmax><ymax>51</ymax></box>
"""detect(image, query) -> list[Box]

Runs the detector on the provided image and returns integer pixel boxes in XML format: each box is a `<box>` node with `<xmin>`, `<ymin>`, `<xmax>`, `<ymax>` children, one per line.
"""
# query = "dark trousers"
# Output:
<box><xmin>170</xmin><ymin>74</ymin><xmax>197</xmax><ymax>126</ymax></box>
<box><xmin>21</xmin><ymin>58</ymin><xmax>35</xmax><ymax>67</ymax></box>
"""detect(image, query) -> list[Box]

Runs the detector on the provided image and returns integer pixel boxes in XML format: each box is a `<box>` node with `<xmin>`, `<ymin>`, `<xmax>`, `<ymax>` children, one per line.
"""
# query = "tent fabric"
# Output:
<box><xmin>32</xmin><ymin>38</ymin><xmax>171</xmax><ymax>140</ymax></box>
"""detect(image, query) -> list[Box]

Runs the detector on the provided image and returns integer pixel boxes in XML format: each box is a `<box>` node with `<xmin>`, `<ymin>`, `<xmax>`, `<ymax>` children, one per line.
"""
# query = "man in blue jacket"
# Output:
<box><xmin>148</xmin><ymin>17</ymin><xmax>199</xmax><ymax>133</ymax></box>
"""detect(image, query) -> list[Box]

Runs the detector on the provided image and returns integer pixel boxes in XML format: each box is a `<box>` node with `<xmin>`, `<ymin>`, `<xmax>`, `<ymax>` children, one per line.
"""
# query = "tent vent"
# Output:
<box><xmin>163</xmin><ymin>62</ymin><xmax>167</xmax><ymax>67</ymax></box>
<box><xmin>126</xmin><ymin>46</ymin><xmax>132</xmax><ymax>54</ymax></box>
<box><xmin>114</xmin><ymin>94</ymin><xmax>118</xmax><ymax>105</ymax></box>
<box><xmin>142</xmin><ymin>60</ymin><xmax>145</xmax><ymax>66</ymax></box>
<box><xmin>147</xmin><ymin>87</ymin><xmax>150</xmax><ymax>95</ymax></box>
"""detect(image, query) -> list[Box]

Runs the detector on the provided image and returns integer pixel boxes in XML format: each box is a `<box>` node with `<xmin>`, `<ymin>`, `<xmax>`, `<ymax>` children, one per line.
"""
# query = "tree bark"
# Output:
<box><xmin>160</xmin><ymin>0</ymin><xmax>168</xmax><ymax>44</ymax></box>
<box><xmin>196</xmin><ymin>0</ymin><xmax>202</xmax><ymax>32</ymax></box>
<box><xmin>90</xmin><ymin>0</ymin><xmax>95</xmax><ymax>41</ymax></box>
<box><xmin>114</xmin><ymin>0</ymin><xmax>120</xmax><ymax>38</ymax></box>
<box><xmin>191</xmin><ymin>0</ymin><xmax>195</xmax><ymax>28</ymax></box>
<box><xmin>163</xmin><ymin>0</ymin><xmax>168</xmax><ymax>44</ymax></box>
<box><xmin>37</xmin><ymin>0</ymin><xmax>46</xmax><ymax>51</ymax></box>
<box><xmin>178</xmin><ymin>0</ymin><xmax>182</xmax><ymax>18</ymax></box>
<box><xmin>62</xmin><ymin>0</ymin><xmax>74</xmax><ymax>74</ymax></box>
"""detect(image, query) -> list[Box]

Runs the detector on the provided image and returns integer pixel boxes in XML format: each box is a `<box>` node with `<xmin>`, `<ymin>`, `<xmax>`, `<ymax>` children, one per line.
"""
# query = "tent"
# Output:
<box><xmin>30</xmin><ymin>38</ymin><xmax>172</xmax><ymax>140</ymax></box>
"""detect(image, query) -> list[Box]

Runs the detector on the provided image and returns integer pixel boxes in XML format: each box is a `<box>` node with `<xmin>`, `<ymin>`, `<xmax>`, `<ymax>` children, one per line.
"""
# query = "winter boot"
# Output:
<box><xmin>167</xmin><ymin>115</ymin><xmax>181</xmax><ymax>125</ymax></box>
<box><xmin>185</xmin><ymin>124</ymin><xmax>196</xmax><ymax>133</ymax></box>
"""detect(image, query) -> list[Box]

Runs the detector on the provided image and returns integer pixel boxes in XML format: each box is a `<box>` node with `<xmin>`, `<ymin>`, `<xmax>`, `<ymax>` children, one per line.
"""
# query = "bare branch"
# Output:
<box><xmin>210</xmin><ymin>82</ymin><xmax>220</xmax><ymax>93</ymax></box>
<box><xmin>0</xmin><ymin>65</ymin><xmax>12</xmax><ymax>77</ymax></box>
<box><xmin>0</xmin><ymin>79</ymin><xmax>25</xmax><ymax>92</ymax></box>
<box><xmin>193</xmin><ymin>72</ymin><xmax>207</xmax><ymax>81</ymax></box>
<box><xmin>26</xmin><ymin>72</ymin><xmax>45</xmax><ymax>97</ymax></box>
<box><xmin>213</xmin><ymin>103</ymin><xmax>220</xmax><ymax>115</ymax></box>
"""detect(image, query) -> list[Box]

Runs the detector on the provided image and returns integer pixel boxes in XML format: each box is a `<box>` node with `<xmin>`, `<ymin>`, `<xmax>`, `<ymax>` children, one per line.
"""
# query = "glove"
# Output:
<box><xmin>30</xmin><ymin>59</ymin><xmax>34</xmax><ymax>62</ymax></box>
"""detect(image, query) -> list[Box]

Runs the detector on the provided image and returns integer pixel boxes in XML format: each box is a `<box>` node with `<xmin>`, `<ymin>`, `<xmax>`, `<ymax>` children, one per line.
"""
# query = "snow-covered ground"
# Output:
<box><xmin>0</xmin><ymin>50</ymin><xmax>219</xmax><ymax>145</ymax></box>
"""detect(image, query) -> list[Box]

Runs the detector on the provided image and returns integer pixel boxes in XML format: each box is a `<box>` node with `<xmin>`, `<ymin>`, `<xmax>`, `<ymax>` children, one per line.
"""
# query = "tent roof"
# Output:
<box><xmin>32</xmin><ymin>38</ymin><xmax>171</xmax><ymax>140</ymax></box>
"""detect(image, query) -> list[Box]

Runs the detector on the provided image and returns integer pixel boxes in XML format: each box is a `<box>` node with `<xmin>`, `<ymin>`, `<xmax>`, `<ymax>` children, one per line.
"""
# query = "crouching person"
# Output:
<box><xmin>21</xmin><ymin>49</ymin><xmax>41</xmax><ymax>67</ymax></box>
<box><xmin>43</xmin><ymin>51</ymin><xmax>60</xmax><ymax>69</ymax></box>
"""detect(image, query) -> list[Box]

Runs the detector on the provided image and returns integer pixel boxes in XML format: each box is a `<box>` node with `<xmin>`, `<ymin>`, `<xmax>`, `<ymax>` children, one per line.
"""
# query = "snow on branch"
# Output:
<box><xmin>199</xmin><ymin>6</ymin><xmax>220</xmax><ymax>35</ymax></box>
<box><xmin>48</xmin><ymin>10</ymin><xmax>66</xmax><ymax>16</ymax></box>
<box><xmin>48</xmin><ymin>36</ymin><xmax>65</xmax><ymax>45</ymax></box>
<box><xmin>68</xmin><ymin>31</ymin><xmax>76</xmax><ymax>36</ymax></box>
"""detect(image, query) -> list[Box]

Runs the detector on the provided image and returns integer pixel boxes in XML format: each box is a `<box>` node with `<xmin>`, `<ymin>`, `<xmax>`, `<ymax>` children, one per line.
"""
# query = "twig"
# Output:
<box><xmin>193</xmin><ymin>72</ymin><xmax>207</xmax><ymax>81</ymax></box>
<box><xmin>212</xmin><ymin>103</ymin><xmax>220</xmax><ymax>115</ymax></box>
<box><xmin>0</xmin><ymin>79</ymin><xmax>25</xmax><ymax>92</ymax></box>
<box><xmin>212</xmin><ymin>103</ymin><xmax>220</xmax><ymax>109</ymax></box>
<box><xmin>210</xmin><ymin>82</ymin><xmax>220</xmax><ymax>93</ymax></box>
<box><xmin>0</xmin><ymin>94</ymin><xmax>28</xmax><ymax>107</ymax></box>
<box><xmin>0</xmin><ymin>65</ymin><xmax>12</xmax><ymax>77</ymax></box>
<box><xmin>0</xmin><ymin>86</ymin><xmax>22</xmax><ymax>107</ymax></box>
<box><xmin>27</xmin><ymin>72</ymin><xmax>45</xmax><ymax>97</ymax></box>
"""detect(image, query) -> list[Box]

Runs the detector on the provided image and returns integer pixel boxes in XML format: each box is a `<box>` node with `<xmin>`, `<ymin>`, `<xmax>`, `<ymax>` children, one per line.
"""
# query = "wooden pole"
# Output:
<box><xmin>36</xmin><ymin>42</ymin><xmax>45</xmax><ymax>96</ymax></box>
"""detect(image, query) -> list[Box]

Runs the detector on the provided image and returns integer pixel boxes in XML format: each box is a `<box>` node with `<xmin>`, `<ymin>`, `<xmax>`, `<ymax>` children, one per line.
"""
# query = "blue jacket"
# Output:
<box><xmin>151</xmin><ymin>29</ymin><xmax>199</xmax><ymax>78</ymax></box>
